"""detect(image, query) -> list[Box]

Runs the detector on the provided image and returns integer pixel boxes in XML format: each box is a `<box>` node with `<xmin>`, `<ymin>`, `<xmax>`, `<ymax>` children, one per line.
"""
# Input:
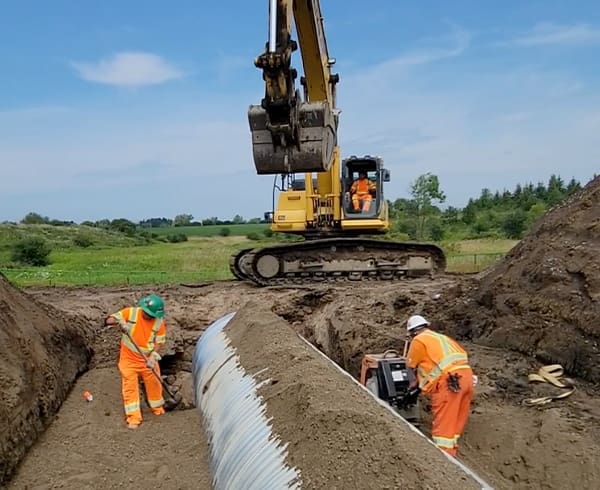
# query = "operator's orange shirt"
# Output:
<box><xmin>114</xmin><ymin>306</ymin><xmax>166</xmax><ymax>364</ymax></box>
<box><xmin>351</xmin><ymin>178</ymin><xmax>375</xmax><ymax>195</ymax></box>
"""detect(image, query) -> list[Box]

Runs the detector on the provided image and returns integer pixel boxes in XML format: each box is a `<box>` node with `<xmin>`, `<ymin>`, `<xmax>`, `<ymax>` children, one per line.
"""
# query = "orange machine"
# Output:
<box><xmin>360</xmin><ymin>350</ymin><xmax>421</xmax><ymax>424</ymax></box>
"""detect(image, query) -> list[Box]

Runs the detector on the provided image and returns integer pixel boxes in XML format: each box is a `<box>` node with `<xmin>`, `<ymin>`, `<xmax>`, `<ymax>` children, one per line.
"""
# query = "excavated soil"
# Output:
<box><xmin>437</xmin><ymin>176</ymin><xmax>600</xmax><ymax>381</ymax></box>
<box><xmin>224</xmin><ymin>303</ymin><xmax>484</xmax><ymax>489</ymax></box>
<box><xmin>5</xmin><ymin>278</ymin><xmax>599</xmax><ymax>489</ymax></box>
<box><xmin>0</xmin><ymin>274</ymin><xmax>92</xmax><ymax>485</ymax></box>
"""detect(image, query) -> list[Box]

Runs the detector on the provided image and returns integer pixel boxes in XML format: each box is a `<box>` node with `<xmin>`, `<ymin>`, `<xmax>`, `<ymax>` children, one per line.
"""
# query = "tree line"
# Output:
<box><xmin>7</xmin><ymin>173</ymin><xmax>585</xmax><ymax>243</ymax></box>
<box><xmin>392</xmin><ymin>173</ymin><xmax>583</xmax><ymax>241</ymax></box>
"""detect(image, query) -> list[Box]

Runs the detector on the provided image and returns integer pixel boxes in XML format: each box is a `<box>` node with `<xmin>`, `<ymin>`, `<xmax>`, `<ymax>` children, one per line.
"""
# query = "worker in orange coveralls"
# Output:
<box><xmin>405</xmin><ymin>314</ymin><xmax>474</xmax><ymax>457</ymax></box>
<box><xmin>104</xmin><ymin>294</ymin><xmax>167</xmax><ymax>429</ymax></box>
<box><xmin>350</xmin><ymin>171</ymin><xmax>376</xmax><ymax>212</ymax></box>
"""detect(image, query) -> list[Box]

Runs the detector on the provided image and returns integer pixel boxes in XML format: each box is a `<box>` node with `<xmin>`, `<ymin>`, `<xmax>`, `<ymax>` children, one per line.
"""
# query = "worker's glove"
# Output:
<box><xmin>146</xmin><ymin>351</ymin><xmax>162</xmax><ymax>369</ymax></box>
<box><xmin>118</xmin><ymin>319</ymin><xmax>132</xmax><ymax>334</ymax></box>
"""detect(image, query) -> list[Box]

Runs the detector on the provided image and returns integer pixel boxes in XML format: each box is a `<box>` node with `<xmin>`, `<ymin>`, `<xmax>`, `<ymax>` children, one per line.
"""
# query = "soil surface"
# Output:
<box><xmin>0</xmin><ymin>274</ymin><xmax>92</xmax><ymax>485</ymax></box>
<box><xmin>5</xmin><ymin>278</ymin><xmax>599</xmax><ymax>489</ymax></box>
<box><xmin>7</xmin><ymin>366</ymin><xmax>211</xmax><ymax>490</ymax></box>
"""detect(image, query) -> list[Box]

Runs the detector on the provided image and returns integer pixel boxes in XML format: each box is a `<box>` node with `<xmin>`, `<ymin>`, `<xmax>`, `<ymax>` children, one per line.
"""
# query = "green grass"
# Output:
<box><xmin>1</xmin><ymin>236</ymin><xmax>260</xmax><ymax>286</ymax></box>
<box><xmin>149</xmin><ymin>223</ymin><xmax>268</xmax><ymax>237</ymax></box>
<box><xmin>0</xmin><ymin>226</ymin><xmax>520</xmax><ymax>286</ymax></box>
<box><xmin>0</xmin><ymin>223</ymin><xmax>151</xmax><ymax>251</ymax></box>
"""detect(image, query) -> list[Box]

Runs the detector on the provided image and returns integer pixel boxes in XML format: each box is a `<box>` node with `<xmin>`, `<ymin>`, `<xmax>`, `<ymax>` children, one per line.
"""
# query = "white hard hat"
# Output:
<box><xmin>407</xmin><ymin>314</ymin><xmax>430</xmax><ymax>332</ymax></box>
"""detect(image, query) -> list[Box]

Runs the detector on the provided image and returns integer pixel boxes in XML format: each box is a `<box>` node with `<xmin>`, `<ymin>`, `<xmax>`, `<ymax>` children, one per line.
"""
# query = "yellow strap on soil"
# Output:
<box><xmin>523</xmin><ymin>364</ymin><xmax>575</xmax><ymax>406</ymax></box>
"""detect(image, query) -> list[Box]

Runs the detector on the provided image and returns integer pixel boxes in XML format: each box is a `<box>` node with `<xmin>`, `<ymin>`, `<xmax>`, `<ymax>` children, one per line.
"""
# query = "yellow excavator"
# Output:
<box><xmin>230</xmin><ymin>0</ymin><xmax>446</xmax><ymax>286</ymax></box>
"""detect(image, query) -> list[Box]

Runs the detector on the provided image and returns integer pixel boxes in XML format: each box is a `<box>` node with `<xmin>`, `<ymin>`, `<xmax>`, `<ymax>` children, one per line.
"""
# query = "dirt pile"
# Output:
<box><xmin>440</xmin><ymin>176</ymin><xmax>600</xmax><ymax>382</ymax></box>
<box><xmin>0</xmin><ymin>274</ymin><xmax>93</xmax><ymax>485</ymax></box>
<box><xmin>223</xmin><ymin>302</ymin><xmax>489</xmax><ymax>489</ymax></box>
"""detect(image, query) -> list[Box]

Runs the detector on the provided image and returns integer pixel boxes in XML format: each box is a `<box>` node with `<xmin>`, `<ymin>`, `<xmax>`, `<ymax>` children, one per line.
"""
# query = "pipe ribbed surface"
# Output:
<box><xmin>192</xmin><ymin>312</ymin><xmax>301</xmax><ymax>489</ymax></box>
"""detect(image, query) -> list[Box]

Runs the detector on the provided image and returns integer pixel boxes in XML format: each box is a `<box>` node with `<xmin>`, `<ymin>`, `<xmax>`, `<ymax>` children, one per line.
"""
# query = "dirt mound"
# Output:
<box><xmin>440</xmin><ymin>177</ymin><xmax>600</xmax><ymax>382</ymax></box>
<box><xmin>0</xmin><ymin>274</ymin><xmax>93</xmax><ymax>485</ymax></box>
<box><xmin>223</xmin><ymin>302</ymin><xmax>489</xmax><ymax>489</ymax></box>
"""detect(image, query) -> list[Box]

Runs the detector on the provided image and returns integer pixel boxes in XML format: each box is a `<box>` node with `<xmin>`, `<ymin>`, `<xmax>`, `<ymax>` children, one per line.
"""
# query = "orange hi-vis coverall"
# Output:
<box><xmin>111</xmin><ymin>306</ymin><xmax>167</xmax><ymax>426</ymax></box>
<box><xmin>407</xmin><ymin>329</ymin><xmax>474</xmax><ymax>457</ymax></box>
<box><xmin>350</xmin><ymin>177</ymin><xmax>376</xmax><ymax>211</ymax></box>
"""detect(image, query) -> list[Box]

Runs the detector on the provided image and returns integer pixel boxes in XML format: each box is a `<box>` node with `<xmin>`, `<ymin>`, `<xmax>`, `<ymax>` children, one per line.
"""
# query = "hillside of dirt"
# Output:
<box><xmin>438</xmin><ymin>176</ymin><xmax>600</xmax><ymax>382</ymax></box>
<box><xmin>0</xmin><ymin>273</ymin><xmax>93</xmax><ymax>485</ymax></box>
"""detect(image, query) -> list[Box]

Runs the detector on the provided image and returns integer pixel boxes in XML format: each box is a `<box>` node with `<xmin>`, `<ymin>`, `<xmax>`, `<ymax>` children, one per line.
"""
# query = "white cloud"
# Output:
<box><xmin>504</xmin><ymin>22</ymin><xmax>600</xmax><ymax>47</ymax></box>
<box><xmin>71</xmin><ymin>52</ymin><xmax>183</xmax><ymax>87</ymax></box>
<box><xmin>372</xmin><ymin>24</ymin><xmax>470</xmax><ymax>72</ymax></box>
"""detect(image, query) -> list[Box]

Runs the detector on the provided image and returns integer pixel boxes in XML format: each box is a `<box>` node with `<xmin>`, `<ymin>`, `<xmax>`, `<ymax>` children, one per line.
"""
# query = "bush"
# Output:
<box><xmin>263</xmin><ymin>228</ymin><xmax>274</xmax><ymax>238</ymax></box>
<box><xmin>166</xmin><ymin>233</ymin><xmax>188</xmax><ymax>243</ymax></box>
<box><xmin>72</xmin><ymin>234</ymin><xmax>94</xmax><ymax>248</ymax></box>
<box><xmin>11</xmin><ymin>237</ymin><xmax>52</xmax><ymax>266</ymax></box>
<box><xmin>246</xmin><ymin>232</ymin><xmax>262</xmax><ymax>241</ymax></box>
<box><xmin>219</xmin><ymin>227</ymin><xmax>231</xmax><ymax>237</ymax></box>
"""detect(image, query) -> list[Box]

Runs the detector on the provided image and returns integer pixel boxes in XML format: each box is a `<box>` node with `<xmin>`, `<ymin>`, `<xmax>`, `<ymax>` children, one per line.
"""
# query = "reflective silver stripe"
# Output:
<box><xmin>148</xmin><ymin>397</ymin><xmax>164</xmax><ymax>408</ymax></box>
<box><xmin>433</xmin><ymin>436</ymin><xmax>456</xmax><ymax>449</ymax></box>
<box><xmin>124</xmin><ymin>401</ymin><xmax>140</xmax><ymax>414</ymax></box>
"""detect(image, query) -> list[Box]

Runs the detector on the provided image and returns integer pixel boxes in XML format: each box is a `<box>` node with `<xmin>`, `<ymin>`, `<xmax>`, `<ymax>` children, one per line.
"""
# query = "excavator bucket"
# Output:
<box><xmin>248</xmin><ymin>100</ymin><xmax>336</xmax><ymax>174</ymax></box>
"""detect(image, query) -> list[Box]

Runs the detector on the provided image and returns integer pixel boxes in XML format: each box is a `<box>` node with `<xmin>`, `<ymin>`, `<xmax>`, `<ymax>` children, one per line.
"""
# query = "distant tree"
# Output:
<box><xmin>110</xmin><ymin>218</ymin><xmax>136</xmax><ymax>235</ymax></box>
<box><xmin>527</xmin><ymin>202</ymin><xmax>547</xmax><ymax>226</ymax></box>
<box><xmin>11</xmin><ymin>237</ymin><xmax>52</xmax><ymax>266</ymax></box>
<box><xmin>173</xmin><ymin>214</ymin><xmax>193</xmax><ymax>226</ymax></box>
<box><xmin>21</xmin><ymin>212</ymin><xmax>50</xmax><ymax>225</ymax></box>
<box><xmin>502</xmin><ymin>210</ymin><xmax>527</xmax><ymax>239</ymax></box>
<box><xmin>566</xmin><ymin>178</ymin><xmax>581</xmax><ymax>195</ymax></box>
<box><xmin>139</xmin><ymin>217</ymin><xmax>173</xmax><ymax>228</ymax></box>
<box><xmin>232</xmin><ymin>214</ymin><xmax>245</xmax><ymax>224</ymax></box>
<box><xmin>410</xmin><ymin>173</ymin><xmax>446</xmax><ymax>240</ymax></box>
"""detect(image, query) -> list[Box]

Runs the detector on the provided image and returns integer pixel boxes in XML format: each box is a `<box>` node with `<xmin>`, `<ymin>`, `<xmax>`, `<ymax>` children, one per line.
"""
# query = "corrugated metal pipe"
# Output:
<box><xmin>192</xmin><ymin>312</ymin><xmax>302</xmax><ymax>489</ymax></box>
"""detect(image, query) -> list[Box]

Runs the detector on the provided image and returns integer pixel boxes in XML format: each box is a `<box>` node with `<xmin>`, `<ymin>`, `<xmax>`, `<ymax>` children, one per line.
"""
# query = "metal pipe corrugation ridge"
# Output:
<box><xmin>192</xmin><ymin>312</ymin><xmax>302</xmax><ymax>489</ymax></box>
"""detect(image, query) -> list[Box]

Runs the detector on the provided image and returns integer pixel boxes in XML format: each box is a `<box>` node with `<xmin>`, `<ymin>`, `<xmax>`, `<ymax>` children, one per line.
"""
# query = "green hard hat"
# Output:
<box><xmin>138</xmin><ymin>294</ymin><xmax>165</xmax><ymax>318</ymax></box>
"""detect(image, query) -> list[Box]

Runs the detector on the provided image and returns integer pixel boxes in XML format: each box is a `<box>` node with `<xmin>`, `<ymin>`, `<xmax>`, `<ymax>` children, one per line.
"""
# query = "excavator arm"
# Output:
<box><xmin>248</xmin><ymin>0</ymin><xmax>339</xmax><ymax>175</ymax></box>
<box><xmin>230</xmin><ymin>0</ymin><xmax>447</xmax><ymax>286</ymax></box>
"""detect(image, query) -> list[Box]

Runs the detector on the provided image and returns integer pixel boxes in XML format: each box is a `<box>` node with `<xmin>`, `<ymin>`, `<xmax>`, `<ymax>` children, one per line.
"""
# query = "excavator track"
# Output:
<box><xmin>229</xmin><ymin>238</ymin><xmax>446</xmax><ymax>286</ymax></box>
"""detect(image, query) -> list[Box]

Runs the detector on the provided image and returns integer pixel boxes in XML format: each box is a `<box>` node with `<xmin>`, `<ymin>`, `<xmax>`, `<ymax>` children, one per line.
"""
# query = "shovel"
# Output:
<box><xmin>121</xmin><ymin>326</ymin><xmax>182</xmax><ymax>411</ymax></box>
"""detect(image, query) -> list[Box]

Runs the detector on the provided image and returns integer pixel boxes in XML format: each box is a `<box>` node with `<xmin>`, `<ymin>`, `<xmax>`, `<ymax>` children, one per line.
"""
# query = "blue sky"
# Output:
<box><xmin>1</xmin><ymin>1</ymin><xmax>599</xmax><ymax>222</ymax></box>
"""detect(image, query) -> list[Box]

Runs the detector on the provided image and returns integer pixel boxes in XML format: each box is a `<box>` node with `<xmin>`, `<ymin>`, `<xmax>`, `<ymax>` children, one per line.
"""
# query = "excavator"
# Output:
<box><xmin>230</xmin><ymin>0</ymin><xmax>446</xmax><ymax>286</ymax></box>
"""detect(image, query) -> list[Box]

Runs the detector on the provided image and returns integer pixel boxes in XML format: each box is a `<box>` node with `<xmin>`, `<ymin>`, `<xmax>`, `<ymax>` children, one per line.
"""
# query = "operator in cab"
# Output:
<box><xmin>350</xmin><ymin>171</ymin><xmax>376</xmax><ymax>212</ymax></box>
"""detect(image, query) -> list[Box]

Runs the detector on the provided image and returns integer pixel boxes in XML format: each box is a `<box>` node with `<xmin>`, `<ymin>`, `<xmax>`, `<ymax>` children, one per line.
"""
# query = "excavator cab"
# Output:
<box><xmin>360</xmin><ymin>350</ymin><xmax>421</xmax><ymax>425</ymax></box>
<box><xmin>342</xmin><ymin>155</ymin><xmax>390</xmax><ymax>218</ymax></box>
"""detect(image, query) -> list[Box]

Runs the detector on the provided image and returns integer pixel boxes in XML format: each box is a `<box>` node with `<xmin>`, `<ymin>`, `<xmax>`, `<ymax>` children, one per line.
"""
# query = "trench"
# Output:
<box><xmin>269</xmin><ymin>289</ymin><xmax>600</xmax><ymax>490</ymax></box>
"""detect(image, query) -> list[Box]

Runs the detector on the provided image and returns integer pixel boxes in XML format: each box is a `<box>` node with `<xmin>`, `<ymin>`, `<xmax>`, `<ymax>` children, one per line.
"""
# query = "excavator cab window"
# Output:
<box><xmin>342</xmin><ymin>158</ymin><xmax>381</xmax><ymax>217</ymax></box>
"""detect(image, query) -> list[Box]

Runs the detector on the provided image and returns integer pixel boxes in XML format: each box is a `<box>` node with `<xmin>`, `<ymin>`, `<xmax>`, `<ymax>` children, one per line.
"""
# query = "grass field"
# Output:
<box><xmin>0</xmin><ymin>235</ymin><xmax>518</xmax><ymax>286</ymax></box>
<box><xmin>149</xmin><ymin>223</ymin><xmax>268</xmax><ymax>237</ymax></box>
